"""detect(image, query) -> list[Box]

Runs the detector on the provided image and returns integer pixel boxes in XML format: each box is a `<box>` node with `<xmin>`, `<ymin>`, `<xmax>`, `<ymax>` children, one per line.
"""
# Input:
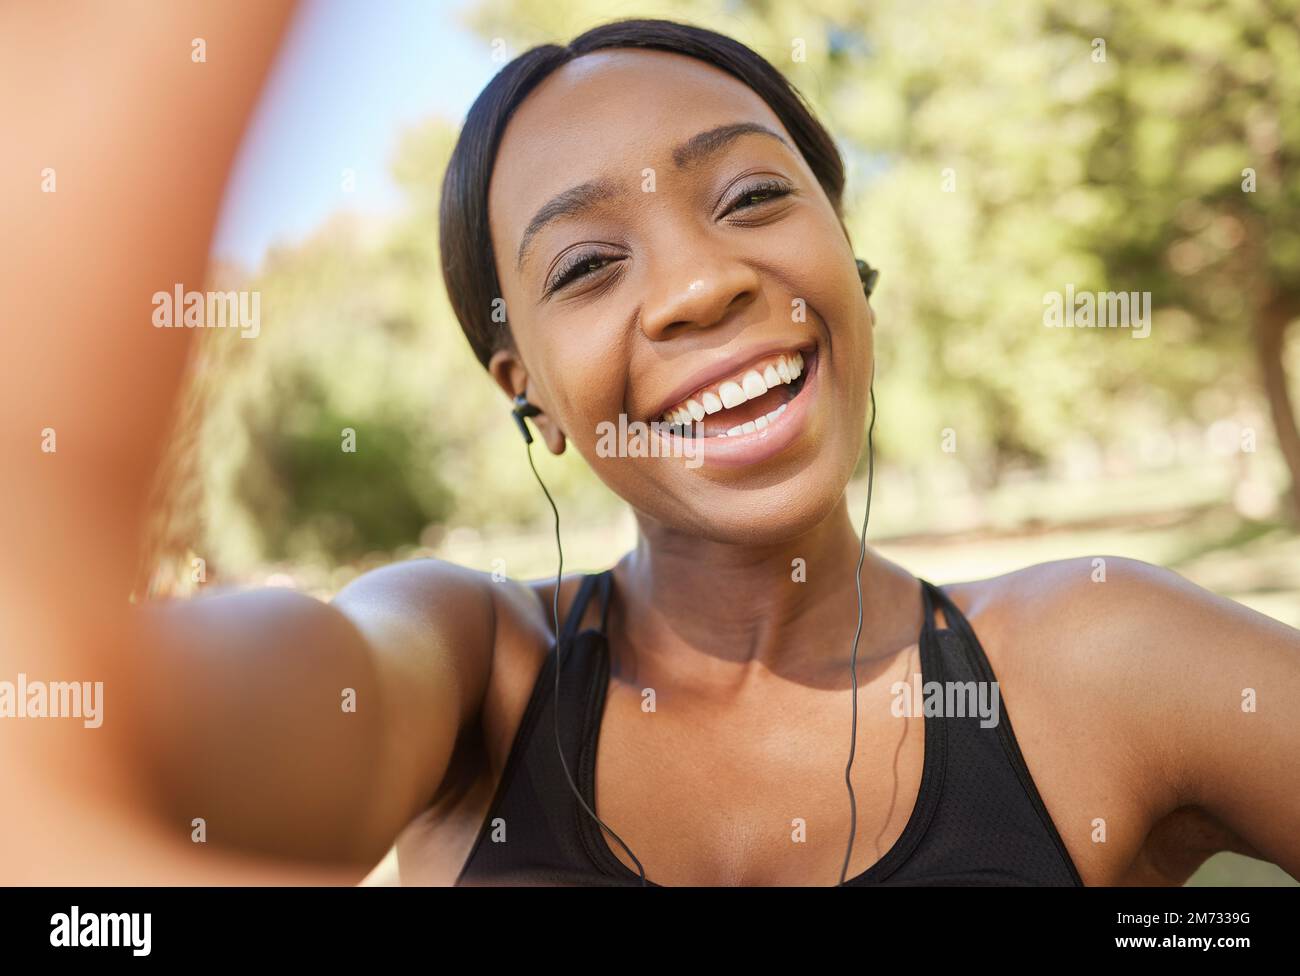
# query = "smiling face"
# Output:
<box><xmin>487</xmin><ymin>48</ymin><xmax>874</xmax><ymax>545</ymax></box>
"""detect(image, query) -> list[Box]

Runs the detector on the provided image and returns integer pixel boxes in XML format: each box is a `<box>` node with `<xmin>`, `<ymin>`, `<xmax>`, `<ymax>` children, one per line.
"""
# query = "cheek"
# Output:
<box><xmin>540</xmin><ymin>325</ymin><xmax>631</xmax><ymax>441</ymax></box>
<box><xmin>767</xmin><ymin>207</ymin><xmax>861</xmax><ymax>333</ymax></box>
<box><xmin>798</xmin><ymin>240</ymin><xmax>870</xmax><ymax>365</ymax></box>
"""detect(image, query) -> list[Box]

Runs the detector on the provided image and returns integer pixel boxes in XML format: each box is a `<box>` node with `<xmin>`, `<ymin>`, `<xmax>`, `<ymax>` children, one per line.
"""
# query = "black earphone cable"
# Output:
<box><xmin>524</xmin><ymin>439</ymin><xmax>650</xmax><ymax>885</ymax></box>
<box><xmin>839</xmin><ymin>377</ymin><xmax>878</xmax><ymax>885</ymax></box>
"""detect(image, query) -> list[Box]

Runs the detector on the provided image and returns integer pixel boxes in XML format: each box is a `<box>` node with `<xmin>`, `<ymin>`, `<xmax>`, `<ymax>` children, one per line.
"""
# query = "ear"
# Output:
<box><xmin>487</xmin><ymin>347</ymin><xmax>567</xmax><ymax>455</ymax></box>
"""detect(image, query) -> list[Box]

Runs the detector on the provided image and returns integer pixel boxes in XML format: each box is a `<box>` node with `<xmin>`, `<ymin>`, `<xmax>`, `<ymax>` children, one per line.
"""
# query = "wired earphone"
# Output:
<box><xmin>512</xmin><ymin>258</ymin><xmax>880</xmax><ymax>886</ymax></box>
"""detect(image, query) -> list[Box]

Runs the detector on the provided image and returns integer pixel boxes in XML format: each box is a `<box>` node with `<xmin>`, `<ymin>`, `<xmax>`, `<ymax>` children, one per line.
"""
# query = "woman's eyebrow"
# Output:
<box><xmin>516</xmin><ymin>178</ymin><xmax>622</xmax><ymax>272</ymax></box>
<box><xmin>671</xmin><ymin>121</ymin><xmax>791</xmax><ymax>169</ymax></box>
<box><xmin>515</xmin><ymin>122</ymin><xmax>791</xmax><ymax>273</ymax></box>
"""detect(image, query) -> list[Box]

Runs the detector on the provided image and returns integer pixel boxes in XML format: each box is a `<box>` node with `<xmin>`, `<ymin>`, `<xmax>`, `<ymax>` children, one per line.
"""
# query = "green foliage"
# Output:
<box><xmin>232</xmin><ymin>370</ymin><xmax>451</xmax><ymax>562</ymax></box>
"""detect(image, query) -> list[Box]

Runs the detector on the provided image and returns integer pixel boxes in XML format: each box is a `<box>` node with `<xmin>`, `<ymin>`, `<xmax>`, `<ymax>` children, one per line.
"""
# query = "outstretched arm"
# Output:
<box><xmin>0</xmin><ymin>0</ymin><xmax>495</xmax><ymax>883</ymax></box>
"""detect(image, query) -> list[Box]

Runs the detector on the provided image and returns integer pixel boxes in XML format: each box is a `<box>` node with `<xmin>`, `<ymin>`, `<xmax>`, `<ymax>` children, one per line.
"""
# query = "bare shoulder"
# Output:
<box><xmin>333</xmin><ymin>558</ymin><xmax>603</xmax><ymax>752</ymax></box>
<box><xmin>938</xmin><ymin>557</ymin><xmax>1193</xmax><ymax>796</ymax></box>
<box><xmin>940</xmin><ymin>554</ymin><xmax>1266</xmax><ymax>778</ymax></box>
<box><xmin>941</xmin><ymin>555</ymin><xmax>1300</xmax><ymax>880</ymax></box>
<box><xmin>946</xmin><ymin>553</ymin><xmax>1298</xmax><ymax>707</ymax></box>
<box><xmin>330</xmin><ymin>559</ymin><xmax>495</xmax><ymax>727</ymax></box>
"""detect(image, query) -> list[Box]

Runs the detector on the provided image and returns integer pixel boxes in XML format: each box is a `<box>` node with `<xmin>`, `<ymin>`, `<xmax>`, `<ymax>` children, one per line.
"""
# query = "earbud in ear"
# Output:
<box><xmin>512</xmin><ymin>393</ymin><xmax>542</xmax><ymax>444</ymax></box>
<box><xmin>856</xmin><ymin>258</ymin><xmax>880</xmax><ymax>298</ymax></box>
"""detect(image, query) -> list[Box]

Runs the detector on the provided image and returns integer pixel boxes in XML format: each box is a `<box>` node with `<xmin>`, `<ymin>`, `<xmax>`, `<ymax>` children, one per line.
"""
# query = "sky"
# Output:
<box><xmin>212</xmin><ymin>0</ymin><xmax>498</xmax><ymax>267</ymax></box>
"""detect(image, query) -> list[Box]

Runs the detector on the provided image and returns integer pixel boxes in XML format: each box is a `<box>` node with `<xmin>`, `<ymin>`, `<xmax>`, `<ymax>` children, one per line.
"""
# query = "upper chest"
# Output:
<box><xmin>580</xmin><ymin>663</ymin><xmax>930</xmax><ymax>885</ymax></box>
<box><xmin>457</xmin><ymin>583</ymin><xmax>1191</xmax><ymax>886</ymax></box>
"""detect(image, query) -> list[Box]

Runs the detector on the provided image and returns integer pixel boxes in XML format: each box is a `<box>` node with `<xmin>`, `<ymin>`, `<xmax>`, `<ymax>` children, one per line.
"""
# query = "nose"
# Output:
<box><xmin>638</xmin><ymin>241</ymin><xmax>760</xmax><ymax>342</ymax></box>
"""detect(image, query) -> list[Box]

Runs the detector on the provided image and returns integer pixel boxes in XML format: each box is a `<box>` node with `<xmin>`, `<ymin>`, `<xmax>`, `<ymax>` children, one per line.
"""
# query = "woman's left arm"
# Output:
<box><xmin>1116</xmin><ymin>558</ymin><xmax>1300</xmax><ymax>878</ymax></box>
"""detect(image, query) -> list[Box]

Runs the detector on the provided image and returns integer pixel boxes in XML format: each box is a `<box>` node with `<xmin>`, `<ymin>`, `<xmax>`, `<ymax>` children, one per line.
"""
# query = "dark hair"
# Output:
<box><xmin>439</xmin><ymin>18</ymin><xmax>847</xmax><ymax>370</ymax></box>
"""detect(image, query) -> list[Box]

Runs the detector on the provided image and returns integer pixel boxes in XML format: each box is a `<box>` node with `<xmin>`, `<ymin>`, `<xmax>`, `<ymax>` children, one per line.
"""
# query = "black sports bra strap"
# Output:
<box><xmin>925</xmin><ymin>579</ymin><xmax>981</xmax><ymax>650</ymax></box>
<box><xmin>919</xmin><ymin>577</ymin><xmax>940</xmax><ymax>644</ymax></box>
<box><xmin>558</xmin><ymin>572</ymin><xmax>603</xmax><ymax>646</ymax></box>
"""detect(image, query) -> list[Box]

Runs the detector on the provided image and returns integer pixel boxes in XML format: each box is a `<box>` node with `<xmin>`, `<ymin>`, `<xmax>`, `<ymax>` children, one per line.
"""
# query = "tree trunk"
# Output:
<box><xmin>1256</xmin><ymin>294</ymin><xmax>1300</xmax><ymax>524</ymax></box>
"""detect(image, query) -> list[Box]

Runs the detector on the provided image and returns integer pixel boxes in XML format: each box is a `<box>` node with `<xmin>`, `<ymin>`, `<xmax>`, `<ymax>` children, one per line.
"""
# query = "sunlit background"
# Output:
<box><xmin>149</xmin><ymin>0</ymin><xmax>1300</xmax><ymax>884</ymax></box>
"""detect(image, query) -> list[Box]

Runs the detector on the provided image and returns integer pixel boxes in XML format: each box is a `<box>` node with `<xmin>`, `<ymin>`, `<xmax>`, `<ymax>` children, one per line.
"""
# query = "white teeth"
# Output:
<box><xmin>661</xmin><ymin>350</ymin><xmax>810</xmax><ymax>425</ymax></box>
<box><xmin>718</xmin><ymin>380</ymin><xmax>746</xmax><ymax>409</ymax></box>
<box><xmin>717</xmin><ymin>402</ymin><xmax>789</xmax><ymax>438</ymax></box>
<box><xmin>741</xmin><ymin>370</ymin><xmax>767</xmax><ymax>399</ymax></box>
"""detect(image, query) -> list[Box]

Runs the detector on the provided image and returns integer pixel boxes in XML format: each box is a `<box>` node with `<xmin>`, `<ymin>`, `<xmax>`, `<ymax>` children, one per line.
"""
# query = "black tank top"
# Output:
<box><xmin>456</xmin><ymin>571</ymin><xmax>1083</xmax><ymax>886</ymax></box>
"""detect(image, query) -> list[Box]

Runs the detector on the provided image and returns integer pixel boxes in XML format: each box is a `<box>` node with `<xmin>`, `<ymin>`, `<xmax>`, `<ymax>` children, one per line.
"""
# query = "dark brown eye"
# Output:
<box><xmin>724</xmin><ymin>179</ymin><xmax>792</xmax><ymax>215</ymax></box>
<box><xmin>547</xmin><ymin>251</ymin><xmax>615</xmax><ymax>294</ymax></box>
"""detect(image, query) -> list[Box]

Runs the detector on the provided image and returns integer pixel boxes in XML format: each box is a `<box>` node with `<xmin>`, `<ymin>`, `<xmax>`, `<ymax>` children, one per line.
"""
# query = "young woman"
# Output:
<box><xmin>7</xmin><ymin>13</ymin><xmax>1297</xmax><ymax>886</ymax></box>
<box><xmin>409</xmin><ymin>18</ymin><xmax>1300</xmax><ymax>887</ymax></box>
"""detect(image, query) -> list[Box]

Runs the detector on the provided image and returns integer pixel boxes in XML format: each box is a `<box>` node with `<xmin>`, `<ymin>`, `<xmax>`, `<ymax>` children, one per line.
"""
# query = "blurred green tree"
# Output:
<box><xmin>1052</xmin><ymin>0</ymin><xmax>1300</xmax><ymax>519</ymax></box>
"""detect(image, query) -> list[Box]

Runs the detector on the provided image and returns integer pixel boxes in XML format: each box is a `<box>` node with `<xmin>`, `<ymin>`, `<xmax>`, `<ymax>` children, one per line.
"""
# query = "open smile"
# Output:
<box><xmin>657</xmin><ymin>348</ymin><xmax>810</xmax><ymax>437</ymax></box>
<box><xmin>649</xmin><ymin>343</ymin><xmax>820</xmax><ymax>467</ymax></box>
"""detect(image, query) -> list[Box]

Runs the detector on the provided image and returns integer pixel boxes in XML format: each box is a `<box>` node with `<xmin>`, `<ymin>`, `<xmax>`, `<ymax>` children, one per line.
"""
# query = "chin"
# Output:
<box><xmin>631</xmin><ymin>457</ymin><xmax>855</xmax><ymax>545</ymax></box>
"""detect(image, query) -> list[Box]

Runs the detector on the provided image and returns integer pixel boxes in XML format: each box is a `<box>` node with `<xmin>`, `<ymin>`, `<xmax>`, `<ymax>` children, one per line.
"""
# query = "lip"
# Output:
<box><xmin>653</xmin><ymin>344</ymin><xmax>821</xmax><ymax>469</ymax></box>
<box><xmin>641</xmin><ymin>338</ymin><xmax>817</xmax><ymax>423</ymax></box>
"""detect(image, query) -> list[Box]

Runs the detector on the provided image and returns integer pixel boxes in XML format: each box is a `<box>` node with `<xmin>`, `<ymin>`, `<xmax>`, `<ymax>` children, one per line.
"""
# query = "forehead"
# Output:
<box><xmin>488</xmin><ymin>49</ymin><xmax>791</xmax><ymax>257</ymax></box>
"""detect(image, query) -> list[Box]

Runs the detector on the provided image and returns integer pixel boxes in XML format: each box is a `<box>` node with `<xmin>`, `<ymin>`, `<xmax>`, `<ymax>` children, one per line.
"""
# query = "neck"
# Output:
<box><xmin>612</xmin><ymin>495</ymin><xmax>920</xmax><ymax>690</ymax></box>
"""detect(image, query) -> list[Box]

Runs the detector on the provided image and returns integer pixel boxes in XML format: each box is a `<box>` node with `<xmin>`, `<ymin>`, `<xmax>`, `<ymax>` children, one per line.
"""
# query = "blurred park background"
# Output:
<box><xmin>146</xmin><ymin>0</ymin><xmax>1299</xmax><ymax>884</ymax></box>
